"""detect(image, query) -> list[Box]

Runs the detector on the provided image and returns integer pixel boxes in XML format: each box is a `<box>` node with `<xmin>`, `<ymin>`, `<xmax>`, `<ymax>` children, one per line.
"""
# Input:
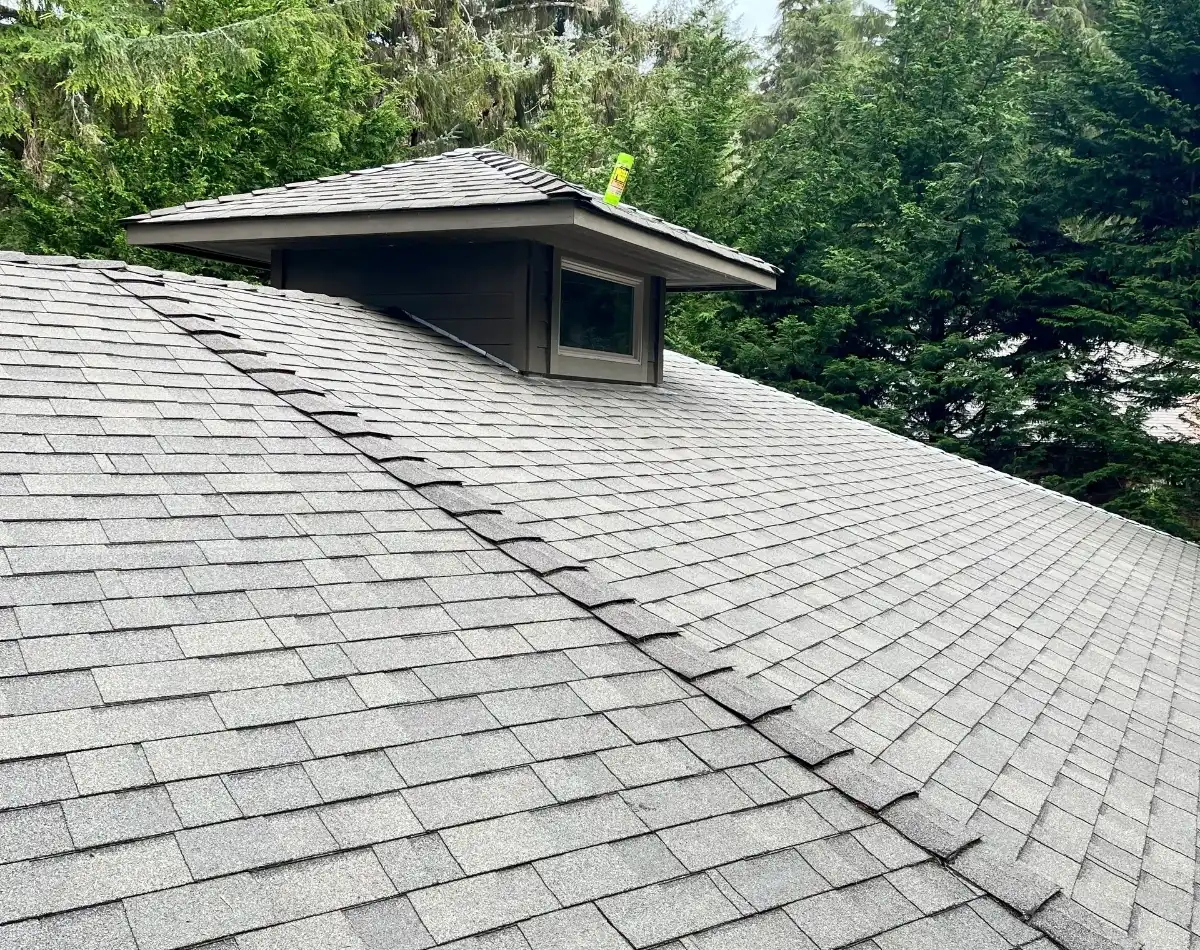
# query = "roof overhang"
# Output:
<box><xmin>123</xmin><ymin>201</ymin><xmax>777</xmax><ymax>292</ymax></box>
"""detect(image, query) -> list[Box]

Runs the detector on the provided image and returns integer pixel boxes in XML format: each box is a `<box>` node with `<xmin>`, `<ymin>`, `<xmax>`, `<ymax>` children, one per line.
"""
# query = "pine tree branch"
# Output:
<box><xmin>122</xmin><ymin>0</ymin><xmax>391</xmax><ymax>52</ymax></box>
<box><xmin>475</xmin><ymin>1</ymin><xmax>595</xmax><ymax>18</ymax></box>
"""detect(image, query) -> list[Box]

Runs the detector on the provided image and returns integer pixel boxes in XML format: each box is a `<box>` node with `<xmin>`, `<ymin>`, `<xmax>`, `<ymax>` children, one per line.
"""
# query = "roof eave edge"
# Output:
<box><xmin>568</xmin><ymin>204</ymin><xmax>777</xmax><ymax>291</ymax></box>
<box><xmin>122</xmin><ymin>201</ymin><xmax>777</xmax><ymax>291</ymax></box>
<box><xmin>123</xmin><ymin>201</ymin><xmax>577</xmax><ymax>246</ymax></box>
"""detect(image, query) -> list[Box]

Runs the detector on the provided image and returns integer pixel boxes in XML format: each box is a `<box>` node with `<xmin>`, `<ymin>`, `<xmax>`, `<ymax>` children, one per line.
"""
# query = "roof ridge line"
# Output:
<box><xmin>96</xmin><ymin>264</ymin><xmax>1141</xmax><ymax>950</ymax></box>
<box><xmin>463</xmin><ymin>148</ymin><xmax>590</xmax><ymax>201</ymax></box>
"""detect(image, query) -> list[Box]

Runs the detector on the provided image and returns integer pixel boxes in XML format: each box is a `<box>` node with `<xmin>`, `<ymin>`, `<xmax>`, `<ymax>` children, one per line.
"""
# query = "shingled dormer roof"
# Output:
<box><xmin>0</xmin><ymin>248</ymin><xmax>1193</xmax><ymax>950</ymax></box>
<box><xmin>123</xmin><ymin>149</ymin><xmax>779</xmax><ymax>292</ymax></box>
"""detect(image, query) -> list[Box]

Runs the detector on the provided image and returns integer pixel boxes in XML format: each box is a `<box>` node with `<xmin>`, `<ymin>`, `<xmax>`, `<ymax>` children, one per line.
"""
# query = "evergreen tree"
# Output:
<box><xmin>1</xmin><ymin>0</ymin><xmax>1198</xmax><ymax>537</ymax></box>
<box><xmin>760</xmin><ymin>0</ymin><xmax>889</xmax><ymax>129</ymax></box>
<box><xmin>674</xmin><ymin>0</ymin><xmax>1200</xmax><ymax>538</ymax></box>
<box><xmin>0</xmin><ymin>0</ymin><xmax>408</xmax><ymax>264</ymax></box>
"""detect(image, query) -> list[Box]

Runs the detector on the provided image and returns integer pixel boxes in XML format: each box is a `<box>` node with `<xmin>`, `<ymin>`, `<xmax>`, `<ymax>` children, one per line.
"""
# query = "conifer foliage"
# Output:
<box><xmin>1</xmin><ymin>0</ymin><xmax>1198</xmax><ymax>537</ymax></box>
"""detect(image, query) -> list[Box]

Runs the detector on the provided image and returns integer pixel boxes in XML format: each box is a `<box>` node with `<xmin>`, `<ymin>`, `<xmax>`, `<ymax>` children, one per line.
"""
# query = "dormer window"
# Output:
<box><xmin>552</xmin><ymin>259</ymin><xmax>648</xmax><ymax>382</ymax></box>
<box><xmin>121</xmin><ymin>148</ymin><xmax>778</xmax><ymax>386</ymax></box>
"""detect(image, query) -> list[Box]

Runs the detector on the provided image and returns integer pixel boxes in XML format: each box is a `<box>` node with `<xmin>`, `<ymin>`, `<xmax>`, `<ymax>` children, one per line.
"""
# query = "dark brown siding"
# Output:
<box><xmin>281</xmin><ymin>239</ymin><xmax>666</xmax><ymax>385</ymax></box>
<box><xmin>649</xmin><ymin>276</ymin><xmax>666</xmax><ymax>386</ymax></box>
<box><xmin>281</xmin><ymin>242</ymin><xmax>533</xmax><ymax>371</ymax></box>
<box><xmin>526</xmin><ymin>243</ymin><xmax>554</xmax><ymax>375</ymax></box>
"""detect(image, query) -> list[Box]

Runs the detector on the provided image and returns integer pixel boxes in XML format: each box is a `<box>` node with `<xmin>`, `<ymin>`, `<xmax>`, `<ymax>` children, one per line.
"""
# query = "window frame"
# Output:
<box><xmin>550</xmin><ymin>255</ymin><xmax>648</xmax><ymax>383</ymax></box>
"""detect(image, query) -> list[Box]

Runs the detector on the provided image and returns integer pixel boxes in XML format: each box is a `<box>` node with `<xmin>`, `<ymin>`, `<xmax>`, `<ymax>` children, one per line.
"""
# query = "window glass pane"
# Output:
<box><xmin>560</xmin><ymin>267</ymin><xmax>636</xmax><ymax>356</ymax></box>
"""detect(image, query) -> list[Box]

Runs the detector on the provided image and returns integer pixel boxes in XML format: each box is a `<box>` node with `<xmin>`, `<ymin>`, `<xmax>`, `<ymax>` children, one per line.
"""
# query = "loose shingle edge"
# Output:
<box><xmin>0</xmin><ymin>249</ymin><xmax>1123</xmax><ymax>950</ymax></box>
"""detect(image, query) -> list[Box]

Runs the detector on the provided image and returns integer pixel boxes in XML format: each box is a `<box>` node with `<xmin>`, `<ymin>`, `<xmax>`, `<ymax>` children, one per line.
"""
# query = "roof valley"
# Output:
<box><xmin>87</xmin><ymin>255</ymin><xmax>1143</xmax><ymax>950</ymax></box>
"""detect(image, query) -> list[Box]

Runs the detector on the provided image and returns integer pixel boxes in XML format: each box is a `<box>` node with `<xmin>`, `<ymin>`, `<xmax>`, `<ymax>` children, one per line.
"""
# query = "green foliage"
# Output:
<box><xmin>526</xmin><ymin>0</ymin><xmax>752</xmax><ymax>238</ymax></box>
<box><xmin>760</xmin><ymin>0</ymin><xmax>889</xmax><ymax>130</ymax></box>
<box><xmin>632</xmin><ymin>3</ymin><xmax>753</xmax><ymax>235</ymax></box>
<box><xmin>680</xmin><ymin>0</ymin><xmax>1200</xmax><ymax>539</ymax></box>
<box><xmin>1</xmin><ymin>0</ymin><xmax>1199</xmax><ymax>539</ymax></box>
<box><xmin>0</xmin><ymin>0</ymin><xmax>410</xmax><ymax>266</ymax></box>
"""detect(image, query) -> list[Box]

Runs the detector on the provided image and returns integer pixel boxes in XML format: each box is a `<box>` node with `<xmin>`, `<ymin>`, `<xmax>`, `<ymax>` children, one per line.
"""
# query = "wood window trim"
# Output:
<box><xmin>550</xmin><ymin>253</ymin><xmax>649</xmax><ymax>383</ymax></box>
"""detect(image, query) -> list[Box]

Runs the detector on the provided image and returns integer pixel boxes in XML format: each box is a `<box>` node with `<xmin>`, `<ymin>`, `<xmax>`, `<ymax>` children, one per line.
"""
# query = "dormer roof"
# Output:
<box><xmin>123</xmin><ymin>148</ymin><xmax>779</xmax><ymax>291</ymax></box>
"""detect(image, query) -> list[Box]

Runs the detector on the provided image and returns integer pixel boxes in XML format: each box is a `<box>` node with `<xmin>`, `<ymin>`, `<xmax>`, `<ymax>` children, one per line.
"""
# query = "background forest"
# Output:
<box><xmin>2</xmin><ymin>0</ymin><xmax>1199</xmax><ymax>540</ymax></box>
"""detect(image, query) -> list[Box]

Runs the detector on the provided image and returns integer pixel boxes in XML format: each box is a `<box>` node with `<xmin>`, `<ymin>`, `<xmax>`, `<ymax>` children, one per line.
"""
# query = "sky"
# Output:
<box><xmin>622</xmin><ymin>0</ymin><xmax>891</xmax><ymax>40</ymax></box>
<box><xmin>622</xmin><ymin>0</ymin><xmax>779</xmax><ymax>37</ymax></box>
<box><xmin>715</xmin><ymin>0</ymin><xmax>779</xmax><ymax>37</ymax></box>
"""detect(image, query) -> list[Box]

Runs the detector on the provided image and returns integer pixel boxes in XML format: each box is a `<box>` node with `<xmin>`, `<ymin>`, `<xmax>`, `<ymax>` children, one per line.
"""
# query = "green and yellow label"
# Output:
<box><xmin>604</xmin><ymin>153</ymin><xmax>635</xmax><ymax>206</ymax></box>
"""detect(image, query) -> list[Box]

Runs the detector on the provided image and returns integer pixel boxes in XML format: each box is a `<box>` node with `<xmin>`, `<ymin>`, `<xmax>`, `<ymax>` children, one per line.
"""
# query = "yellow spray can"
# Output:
<box><xmin>603</xmin><ymin>153</ymin><xmax>635</xmax><ymax>206</ymax></box>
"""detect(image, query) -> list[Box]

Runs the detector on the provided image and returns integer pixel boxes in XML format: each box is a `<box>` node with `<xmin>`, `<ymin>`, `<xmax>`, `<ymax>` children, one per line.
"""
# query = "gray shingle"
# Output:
<box><xmin>481</xmin><ymin>683</ymin><xmax>591</xmax><ymax>727</ymax></box>
<box><xmin>657</xmin><ymin>796</ymin><xmax>833</xmax><ymax>871</ymax></box>
<box><xmin>518</xmin><ymin>904</ymin><xmax>630</xmax><ymax>950</ymax></box>
<box><xmin>0</xmin><ymin>254</ymin><xmax>1174</xmax><ymax>950</ymax></box>
<box><xmin>882</xmin><ymin>797</ymin><xmax>981</xmax><ymax>860</ymax></box>
<box><xmin>67</xmin><ymin>744</ymin><xmax>155</xmax><ymax>796</ymax></box>
<box><xmin>621</xmin><ymin>771</ymin><xmax>753</xmax><ymax>830</ymax></box>
<box><xmin>0</xmin><ymin>755</ymin><xmax>78</xmax><ymax>809</ymax></box>
<box><xmin>786</xmin><ymin>877</ymin><xmax>923</xmax><ymax>949</ymax></box>
<box><xmin>167</xmin><ymin>776</ymin><xmax>242</xmax><ymax>827</ymax></box>
<box><xmin>531</xmin><ymin>753</ymin><xmax>622</xmax><ymax>801</ymax></box>
<box><xmin>299</xmin><ymin>697</ymin><xmax>498</xmax><ymax>756</ymax></box>
<box><xmin>144</xmin><ymin>723</ymin><xmax>311</xmax><ymax>782</ymax></box>
<box><xmin>853</xmin><ymin>824</ymin><xmax>929</xmax><ymax>871</ymax></box>
<box><xmin>63</xmin><ymin>786</ymin><xmax>182</xmax><ymax>848</ymax></box>
<box><xmin>598</xmin><ymin>739</ymin><xmax>708</xmax><ymax>787</ymax></box>
<box><xmin>969</xmin><ymin>897</ymin><xmax>1041</xmax><ymax>947</ymax></box>
<box><xmin>344</xmin><ymin>897</ymin><xmax>434</xmax><ymax>950</ymax></box>
<box><xmin>374</xmin><ymin>833</ymin><xmax>463</xmax><ymax>892</ymax></box>
<box><xmin>0</xmin><ymin>802</ymin><xmax>73</xmax><ymax>863</ymax></box>
<box><xmin>318</xmin><ymin>791</ymin><xmax>421</xmax><ymax>847</ymax></box>
<box><xmin>388</xmin><ymin>729</ymin><xmax>532</xmax><ymax>785</ymax></box>
<box><xmin>212</xmin><ymin>679</ymin><xmax>363</xmax><ymax>728</ymax></box>
<box><xmin>235</xmin><ymin>911</ymin><xmax>373</xmax><ymax>950</ymax></box>
<box><xmin>873</xmin><ymin>905</ymin><xmax>1011</xmax><ymax>950</ymax></box>
<box><xmin>403</xmin><ymin>766</ymin><xmax>553</xmax><ymax>830</ymax></box>
<box><xmin>0</xmin><ymin>903</ymin><xmax>137</xmax><ymax>950</ymax></box>
<box><xmin>681</xmin><ymin>725</ymin><xmax>782</xmax><ymax>770</ymax></box>
<box><xmin>512</xmin><ymin>713</ymin><xmax>629</xmax><ymax>759</ymax></box>
<box><xmin>124</xmin><ymin>150</ymin><xmax>776</xmax><ymax>278</ymax></box>
<box><xmin>598</xmin><ymin>873</ymin><xmax>740</xmax><ymax>948</ymax></box>
<box><xmin>607</xmin><ymin>701</ymin><xmax>710</xmax><ymax>743</ymax></box>
<box><xmin>123</xmin><ymin>872</ymin><xmax>276</xmax><ymax>950</ymax></box>
<box><xmin>223</xmin><ymin>763</ymin><xmax>322</xmax><ymax>816</ymax></box>
<box><xmin>251</xmin><ymin>849</ymin><xmax>396</xmax><ymax>922</ymax></box>
<box><xmin>717</xmin><ymin>847</ymin><xmax>827</xmax><ymax>911</ymax></box>
<box><xmin>534</xmin><ymin>833</ymin><xmax>684</xmax><ymax>905</ymax></box>
<box><xmin>304</xmin><ymin>751</ymin><xmax>404</xmax><ymax>802</ymax></box>
<box><xmin>0</xmin><ymin>836</ymin><xmax>193</xmax><ymax>924</ymax></box>
<box><xmin>949</xmin><ymin>842</ymin><xmax>1060</xmax><ymax>915</ymax></box>
<box><xmin>417</xmin><ymin>652</ymin><xmax>581</xmax><ymax>699</ymax></box>
<box><xmin>687</xmin><ymin>909</ymin><xmax>817</xmax><ymax>950</ymax></box>
<box><xmin>1031</xmin><ymin>893</ymin><xmax>1140</xmax><ymax>950</ymax></box>
<box><xmin>409</xmin><ymin>866</ymin><xmax>558</xmax><ymax>944</ymax></box>
<box><xmin>798</xmin><ymin>834</ymin><xmax>886</xmax><ymax>888</ymax></box>
<box><xmin>464</xmin><ymin>788</ymin><xmax>641</xmax><ymax>869</ymax></box>
<box><xmin>756</xmin><ymin>711</ymin><xmax>854</xmax><ymax>768</ymax></box>
<box><xmin>886</xmin><ymin>860</ymin><xmax>976</xmax><ymax>915</ymax></box>
<box><xmin>694</xmin><ymin>670</ymin><xmax>793</xmax><ymax>721</ymax></box>
<box><xmin>176</xmin><ymin>809</ymin><xmax>336</xmax><ymax>879</ymax></box>
<box><xmin>0</xmin><ymin>670</ymin><xmax>101</xmax><ymax>715</ymax></box>
<box><xmin>632</xmin><ymin>635</ymin><xmax>734</xmax><ymax>681</ymax></box>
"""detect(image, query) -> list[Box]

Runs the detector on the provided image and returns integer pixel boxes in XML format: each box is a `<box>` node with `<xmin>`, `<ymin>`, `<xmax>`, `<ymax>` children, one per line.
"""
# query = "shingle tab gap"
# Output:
<box><xmin>2</xmin><ymin>251</ymin><xmax>1132</xmax><ymax>950</ymax></box>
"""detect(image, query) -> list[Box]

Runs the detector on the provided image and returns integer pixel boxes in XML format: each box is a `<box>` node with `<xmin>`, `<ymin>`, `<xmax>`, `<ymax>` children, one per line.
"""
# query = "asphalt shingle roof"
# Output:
<box><xmin>121</xmin><ymin>148</ymin><xmax>779</xmax><ymax>279</ymax></box>
<box><xmin>0</xmin><ymin>249</ymin><xmax>1192</xmax><ymax>950</ymax></box>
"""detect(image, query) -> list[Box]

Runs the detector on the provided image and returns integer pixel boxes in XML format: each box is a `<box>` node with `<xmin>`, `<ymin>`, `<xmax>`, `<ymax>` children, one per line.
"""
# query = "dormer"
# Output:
<box><xmin>123</xmin><ymin>149</ymin><xmax>778</xmax><ymax>385</ymax></box>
